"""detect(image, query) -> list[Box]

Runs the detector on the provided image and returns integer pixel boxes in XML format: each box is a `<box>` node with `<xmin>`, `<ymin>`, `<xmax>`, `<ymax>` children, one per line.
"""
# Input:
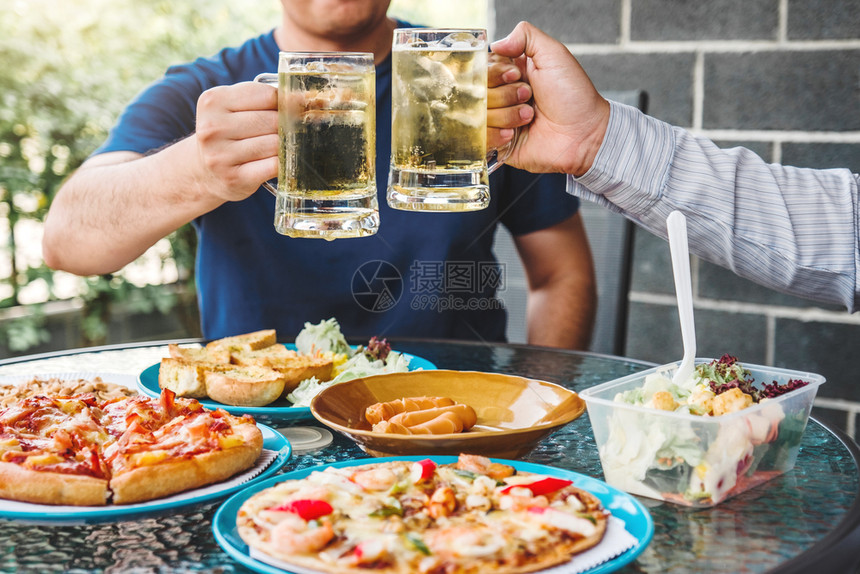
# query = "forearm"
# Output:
<box><xmin>569</xmin><ymin>101</ymin><xmax>860</xmax><ymax>311</ymax></box>
<box><xmin>515</xmin><ymin>213</ymin><xmax>597</xmax><ymax>350</ymax></box>
<box><xmin>42</xmin><ymin>137</ymin><xmax>224</xmax><ymax>275</ymax></box>
<box><xmin>525</xmin><ymin>276</ymin><xmax>596</xmax><ymax>350</ymax></box>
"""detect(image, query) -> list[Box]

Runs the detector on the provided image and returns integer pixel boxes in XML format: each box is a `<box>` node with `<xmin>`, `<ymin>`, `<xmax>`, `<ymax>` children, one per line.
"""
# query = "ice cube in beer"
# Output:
<box><xmin>439</xmin><ymin>32</ymin><xmax>480</xmax><ymax>48</ymax></box>
<box><xmin>412</xmin><ymin>56</ymin><xmax>456</xmax><ymax>101</ymax></box>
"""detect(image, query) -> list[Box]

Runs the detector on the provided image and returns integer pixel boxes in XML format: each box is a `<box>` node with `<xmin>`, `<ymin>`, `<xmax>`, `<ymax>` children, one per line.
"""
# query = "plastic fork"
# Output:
<box><xmin>667</xmin><ymin>211</ymin><xmax>696</xmax><ymax>386</ymax></box>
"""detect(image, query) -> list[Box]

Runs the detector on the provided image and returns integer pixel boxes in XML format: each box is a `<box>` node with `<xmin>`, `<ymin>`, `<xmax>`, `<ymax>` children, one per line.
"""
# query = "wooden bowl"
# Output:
<box><xmin>309</xmin><ymin>370</ymin><xmax>585</xmax><ymax>458</ymax></box>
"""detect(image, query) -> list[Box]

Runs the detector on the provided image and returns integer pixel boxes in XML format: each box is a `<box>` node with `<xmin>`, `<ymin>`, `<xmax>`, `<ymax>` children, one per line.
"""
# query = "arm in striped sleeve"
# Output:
<box><xmin>568</xmin><ymin>100</ymin><xmax>860</xmax><ymax>312</ymax></box>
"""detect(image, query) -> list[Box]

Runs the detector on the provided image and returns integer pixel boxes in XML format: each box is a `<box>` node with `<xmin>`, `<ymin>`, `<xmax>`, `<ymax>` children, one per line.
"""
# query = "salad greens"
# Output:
<box><xmin>614</xmin><ymin>354</ymin><xmax>808</xmax><ymax>417</ymax></box>
<box><xmin>295</xmin><ymin>317</ymin><xmax>352</xmax><ymax>356</ymax></box>
<box><xmin>600</xmin><ymin>356</ymin><xmax>812</xmax><ymax>505</ymax></box>
<box><xmin>286</xmin><ymin>318</ymin><xmax>413</xmax><ymax>407</ymax></box>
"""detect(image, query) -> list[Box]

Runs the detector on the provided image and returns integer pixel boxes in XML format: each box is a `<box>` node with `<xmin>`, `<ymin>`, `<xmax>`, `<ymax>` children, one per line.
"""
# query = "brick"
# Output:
<box><xmin>577</xmin><ymin>53</ymin><xmax>695</xmax><ymax>126</ymax></box>
<box><xmin>703</xmin><ymin>50</ymin><xmax>860</xmax><ymax>131</ymax></box>
<box><xmin>781</xmin><ymin>143</ymin><xmax>860</xmax><ymax>174</ymax></box>
<box><xmin>694</xmin><ymin>308</ymin><xmax>768</xmax><ymax>363</ymax></box>
<box><xmin>494</xmin><ymin>0</ymin><xmax>621</xmax><ymax>44</ymax></box>
<box><xmin>624</xmin><ymin>303</ymin><xmax>767</xmax><ymax>364</ymax></box>
<box><xmin>697</xmin><ymin>259</ymin><xmax>845</xmax><ymax>311</ymax></box>
<box><xmin>773</xmin><ymin>318</ymin><xmax>860</xmax><ymax>401</ymax></box>
<box><xmin>624</xmin><ymin>301</ymin><xmax>682</xmax><ymax>362</ymax></box>
<box><xmin>632</xmin><ymin>0</ymin><xmax>779</xmax><ymax>41</ymax></box>
<box><xmin>629</xmin><ymin>225</ymin><xmax>675</xmax><ymax>295</ymax></box>
<box><xmin>788</xmin><ymin>0</ymin><xmax>860</xmax><ymax>40</ymax></box>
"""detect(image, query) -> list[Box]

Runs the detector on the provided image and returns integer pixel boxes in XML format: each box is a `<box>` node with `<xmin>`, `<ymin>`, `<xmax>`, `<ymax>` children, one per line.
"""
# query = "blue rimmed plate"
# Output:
<box><xmin>136</xmin><ymin>345</ymin><xmax>436</xmax><ymax>424</ymax></box>
<box><xmin>0</xmin><ymin>424</ymin><xmax>291</xmax><ymax>525</ymax></box>
<box><xmin>212</xmin><ymin>456</ymin><xmax>655</xmax><ymax>574</ymax></box>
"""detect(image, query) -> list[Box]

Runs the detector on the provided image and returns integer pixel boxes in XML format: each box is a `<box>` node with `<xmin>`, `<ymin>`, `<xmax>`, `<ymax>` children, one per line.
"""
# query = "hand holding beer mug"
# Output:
<box><xmin>387</xmin><ymin>29</ymin><xmax>513</xmax><ymax>212</ymax></box>
<box><xmin>255</xmin><ymin>52</ymin><xmax>378</xmax><ymax>239</ymax></box>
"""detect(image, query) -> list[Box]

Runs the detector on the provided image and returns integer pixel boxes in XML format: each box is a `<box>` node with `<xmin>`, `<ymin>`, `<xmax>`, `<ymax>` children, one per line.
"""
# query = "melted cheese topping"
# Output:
<box><xmin>0</xmin><ymin>391</ymin><xmax>257</xmax><ymax>484</ymax></box>
<box><xmin>237</xmin><ymin>459</ymin><xmax>609</xmax><ymax>573</ymax></box>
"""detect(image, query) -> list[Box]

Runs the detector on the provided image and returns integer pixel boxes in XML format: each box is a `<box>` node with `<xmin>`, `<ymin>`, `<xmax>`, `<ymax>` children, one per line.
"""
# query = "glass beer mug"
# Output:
<box><xmin>255</xmin><ymin>52</ymin><xmax>379</xmax><ymax>239</ymax></box>
<box><xmin>387</xmin><ymin>28</ymin><xmax>513</xmax><ymax>213</ymax></box>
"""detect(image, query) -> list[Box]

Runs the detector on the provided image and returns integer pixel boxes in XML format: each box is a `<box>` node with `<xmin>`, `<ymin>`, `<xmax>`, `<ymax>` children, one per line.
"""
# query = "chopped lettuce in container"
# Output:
<box><xmin>287</xmin><ymin>319</ymin><xmax>413</xmax><ymax>407</ymax></box>
<box><xmin>592</xmin><ymin>355</ymin><xmax>816</xmax><ymax>506</ymax></box>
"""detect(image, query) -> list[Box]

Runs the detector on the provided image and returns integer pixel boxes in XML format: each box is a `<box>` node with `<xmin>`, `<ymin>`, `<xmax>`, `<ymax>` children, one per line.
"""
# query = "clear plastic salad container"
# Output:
<box><xmin>580</xmin><ymin>360</ymin><xmax>825</xmax><ymax>507</ymax></box>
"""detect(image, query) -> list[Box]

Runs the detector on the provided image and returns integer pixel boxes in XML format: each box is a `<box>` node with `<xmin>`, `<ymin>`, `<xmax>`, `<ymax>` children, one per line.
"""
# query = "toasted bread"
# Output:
<box><xmin>204</xmin><ymin>365</ymin><xmax>287</xmax><ymax>407</ymax></box>
<box><xmin>168</xmin><ymin>343</ymin><xmax>231</xmax><ymax>365</ymax></box>
<box><xmin>158</xmin><ymin>357</ymin><xmax>220</xmax><ymax>398</ymax></box>
<box><xmin>231</xmin><ymin>347</ymin><xmax>334</xmax><ymax>393</ymax></box>
<box><xmin>205</xmin><ymin>329</ymin><xmax>277</xmax><ymax>354</ymax></box>
<box><xmin>274</xmin><ymin>353</ymin><xmax>335</xmax><ymax>393</ymax></box>
<box><xmin>230</xmin><ymin>345</ymin><xmax>298</xmax><ymax>368</ymax></box>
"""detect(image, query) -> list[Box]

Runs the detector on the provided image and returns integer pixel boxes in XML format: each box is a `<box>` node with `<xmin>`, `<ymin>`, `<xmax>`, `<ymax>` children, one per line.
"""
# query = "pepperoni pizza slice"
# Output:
<box><xmin>0</xmin><ymin>389</ymin><xmax>262</xmax><ymax>506</ymax></box>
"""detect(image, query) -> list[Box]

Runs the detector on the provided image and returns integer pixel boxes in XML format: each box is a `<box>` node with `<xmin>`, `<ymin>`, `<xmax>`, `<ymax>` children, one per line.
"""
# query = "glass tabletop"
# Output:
<box><xmin>0</xmin><ymin>339</ymin><xmax>858</xmax><ymax>573</ymax></box>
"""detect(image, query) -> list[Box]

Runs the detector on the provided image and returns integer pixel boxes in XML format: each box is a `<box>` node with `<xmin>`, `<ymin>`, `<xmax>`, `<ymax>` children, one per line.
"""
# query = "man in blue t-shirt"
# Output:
<box><xmin>42</xmin><ymin>0</ymin><xmax>596</xmax><ymax>348</ymax></box>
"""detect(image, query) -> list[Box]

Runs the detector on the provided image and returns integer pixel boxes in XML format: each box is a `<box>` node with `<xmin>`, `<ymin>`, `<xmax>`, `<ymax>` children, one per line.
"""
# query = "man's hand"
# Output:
<box><xmin>490</xmin><ymin>21</ymin><xmax>611</xmax><ymax>176</ymax></box>
<box><xmin>194</xmin><ymin>81</ymin><xmax>280</xmax><ymax>202</ymax></box>
<box><xmin>487</xmin><ymin>53</ymin><xmax>533</xmax><ymax>152</ymax></box>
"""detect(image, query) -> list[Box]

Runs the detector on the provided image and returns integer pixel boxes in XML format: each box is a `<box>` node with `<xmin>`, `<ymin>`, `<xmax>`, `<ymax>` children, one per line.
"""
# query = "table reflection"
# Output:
<box><xmin>0</xmin><ymin>339</ymin><xmax>857</xmax><ymax>573</ymax></box>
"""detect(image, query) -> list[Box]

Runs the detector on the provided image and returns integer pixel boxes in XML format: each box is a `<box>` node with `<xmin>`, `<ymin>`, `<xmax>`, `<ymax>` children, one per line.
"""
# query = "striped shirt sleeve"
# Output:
<box><xmin>568</xmin><ymin>100</ymin><xmax>860</xmax><ymax>312</ymax></box>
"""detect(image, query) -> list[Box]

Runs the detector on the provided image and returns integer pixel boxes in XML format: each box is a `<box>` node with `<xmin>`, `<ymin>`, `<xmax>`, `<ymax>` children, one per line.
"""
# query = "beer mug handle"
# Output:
<box><xmin>486</xmin><ymin>127</ymin><xmax>519</xmax><ymax>174</ymax></box>
<box><xmin>253</xmin><ymin>72</ymin><xmax>278</xmax><ymax>86</ymax></box>
<box><xmin>254</xmin><ymin>73</ymin><xmax>279</xmax><ymax>197</ymax></box>
<box><xmin>260</xmin><ymin>179</ymin><xmax>277</xmax><ymax>197</ymax></box>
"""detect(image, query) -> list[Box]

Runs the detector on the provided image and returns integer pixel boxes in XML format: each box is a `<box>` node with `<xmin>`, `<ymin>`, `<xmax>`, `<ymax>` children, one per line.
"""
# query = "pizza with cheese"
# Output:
<box><xmin>0</xmin><ymin>389</ymin><xmax>263</xmax><ymax>506</ymax></box>
<box><xmin>237</xmin><ymin>454</ymin><xmax>608</xmax><ymax>574</ymax></box>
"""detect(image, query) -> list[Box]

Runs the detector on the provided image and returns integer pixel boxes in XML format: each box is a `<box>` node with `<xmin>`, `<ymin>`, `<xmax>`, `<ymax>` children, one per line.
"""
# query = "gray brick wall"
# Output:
<box><xmin>704</xmin><ymin>51</ymin><xmax>859</xmax><ymax>131</ymax></box>
<box><xmin>494</xmin><ymin>0</ymin><xmax>860</xmax><ymax>442</ymax></box>
<box><xmin>631</xmin><ymin>0</ymin><xmax>779</xmax><ymax>41</ymax></box>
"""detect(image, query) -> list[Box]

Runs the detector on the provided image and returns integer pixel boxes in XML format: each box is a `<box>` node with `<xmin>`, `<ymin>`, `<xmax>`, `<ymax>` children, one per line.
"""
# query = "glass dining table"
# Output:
<box><xmin>0</xmin><ymin>338</ymin><xmax>857</xmax><ymax>574</ymax></box>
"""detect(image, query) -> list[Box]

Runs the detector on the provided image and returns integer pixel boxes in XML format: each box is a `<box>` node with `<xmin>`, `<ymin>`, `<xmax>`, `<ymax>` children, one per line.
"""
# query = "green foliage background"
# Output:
<box><xmin>0</xmin><ymin>0</ymin><xmax>281</xmax><ymax>351</ymax></box>
<box><xmin>0</xmin><ymin>0</ymin><xmax>485</xmax><ymax>353</ymax></box>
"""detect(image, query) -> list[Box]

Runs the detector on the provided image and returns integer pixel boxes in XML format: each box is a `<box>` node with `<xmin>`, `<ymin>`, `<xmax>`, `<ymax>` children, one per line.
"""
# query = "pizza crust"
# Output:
<box><xmin>1</xmin><ymin>391</ymin><xmax>266</xmax><ymax>507</ymax></box>
<box><xmin>0</xmin><ymin>461</ymin><xmax>108</xmax><ymax>506</ymax></box>
<box><xmin>492</xmin><ymin>488</ymin><xmax>609</xmax><ymax>574</ymax></box>
<box><xmin>252</xmin><ymin>550</ymin><xmax>379</xmax><ymax>574</ymax></box>
<box><xmin>561</xmin><ymin>488</ymin><xmax>609</xmax><ymax>555</ymax></box>
<box><xmin>110</xmin><ymin>424</ymin><xmax>263</xmax><ymax>504</ymax></box>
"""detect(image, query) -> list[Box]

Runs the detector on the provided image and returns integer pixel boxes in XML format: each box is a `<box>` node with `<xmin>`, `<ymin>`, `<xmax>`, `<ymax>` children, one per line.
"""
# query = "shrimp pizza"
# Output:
<box><xmin>237</xmin><ymin>454</ymin><xmax>609</xmax><ymax>574</ymax></box>
<box><xmin>0</xmin><ymin>388</ymin><xmax>262</xmax><ymax>506</ymax></box>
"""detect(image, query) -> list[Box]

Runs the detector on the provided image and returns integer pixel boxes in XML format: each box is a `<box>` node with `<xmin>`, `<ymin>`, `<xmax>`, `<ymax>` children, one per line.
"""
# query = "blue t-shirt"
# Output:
<box><xmin>97</xmin><ymin>30</ymin><xmax>579</xmax><ymax>342</ymax></box>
